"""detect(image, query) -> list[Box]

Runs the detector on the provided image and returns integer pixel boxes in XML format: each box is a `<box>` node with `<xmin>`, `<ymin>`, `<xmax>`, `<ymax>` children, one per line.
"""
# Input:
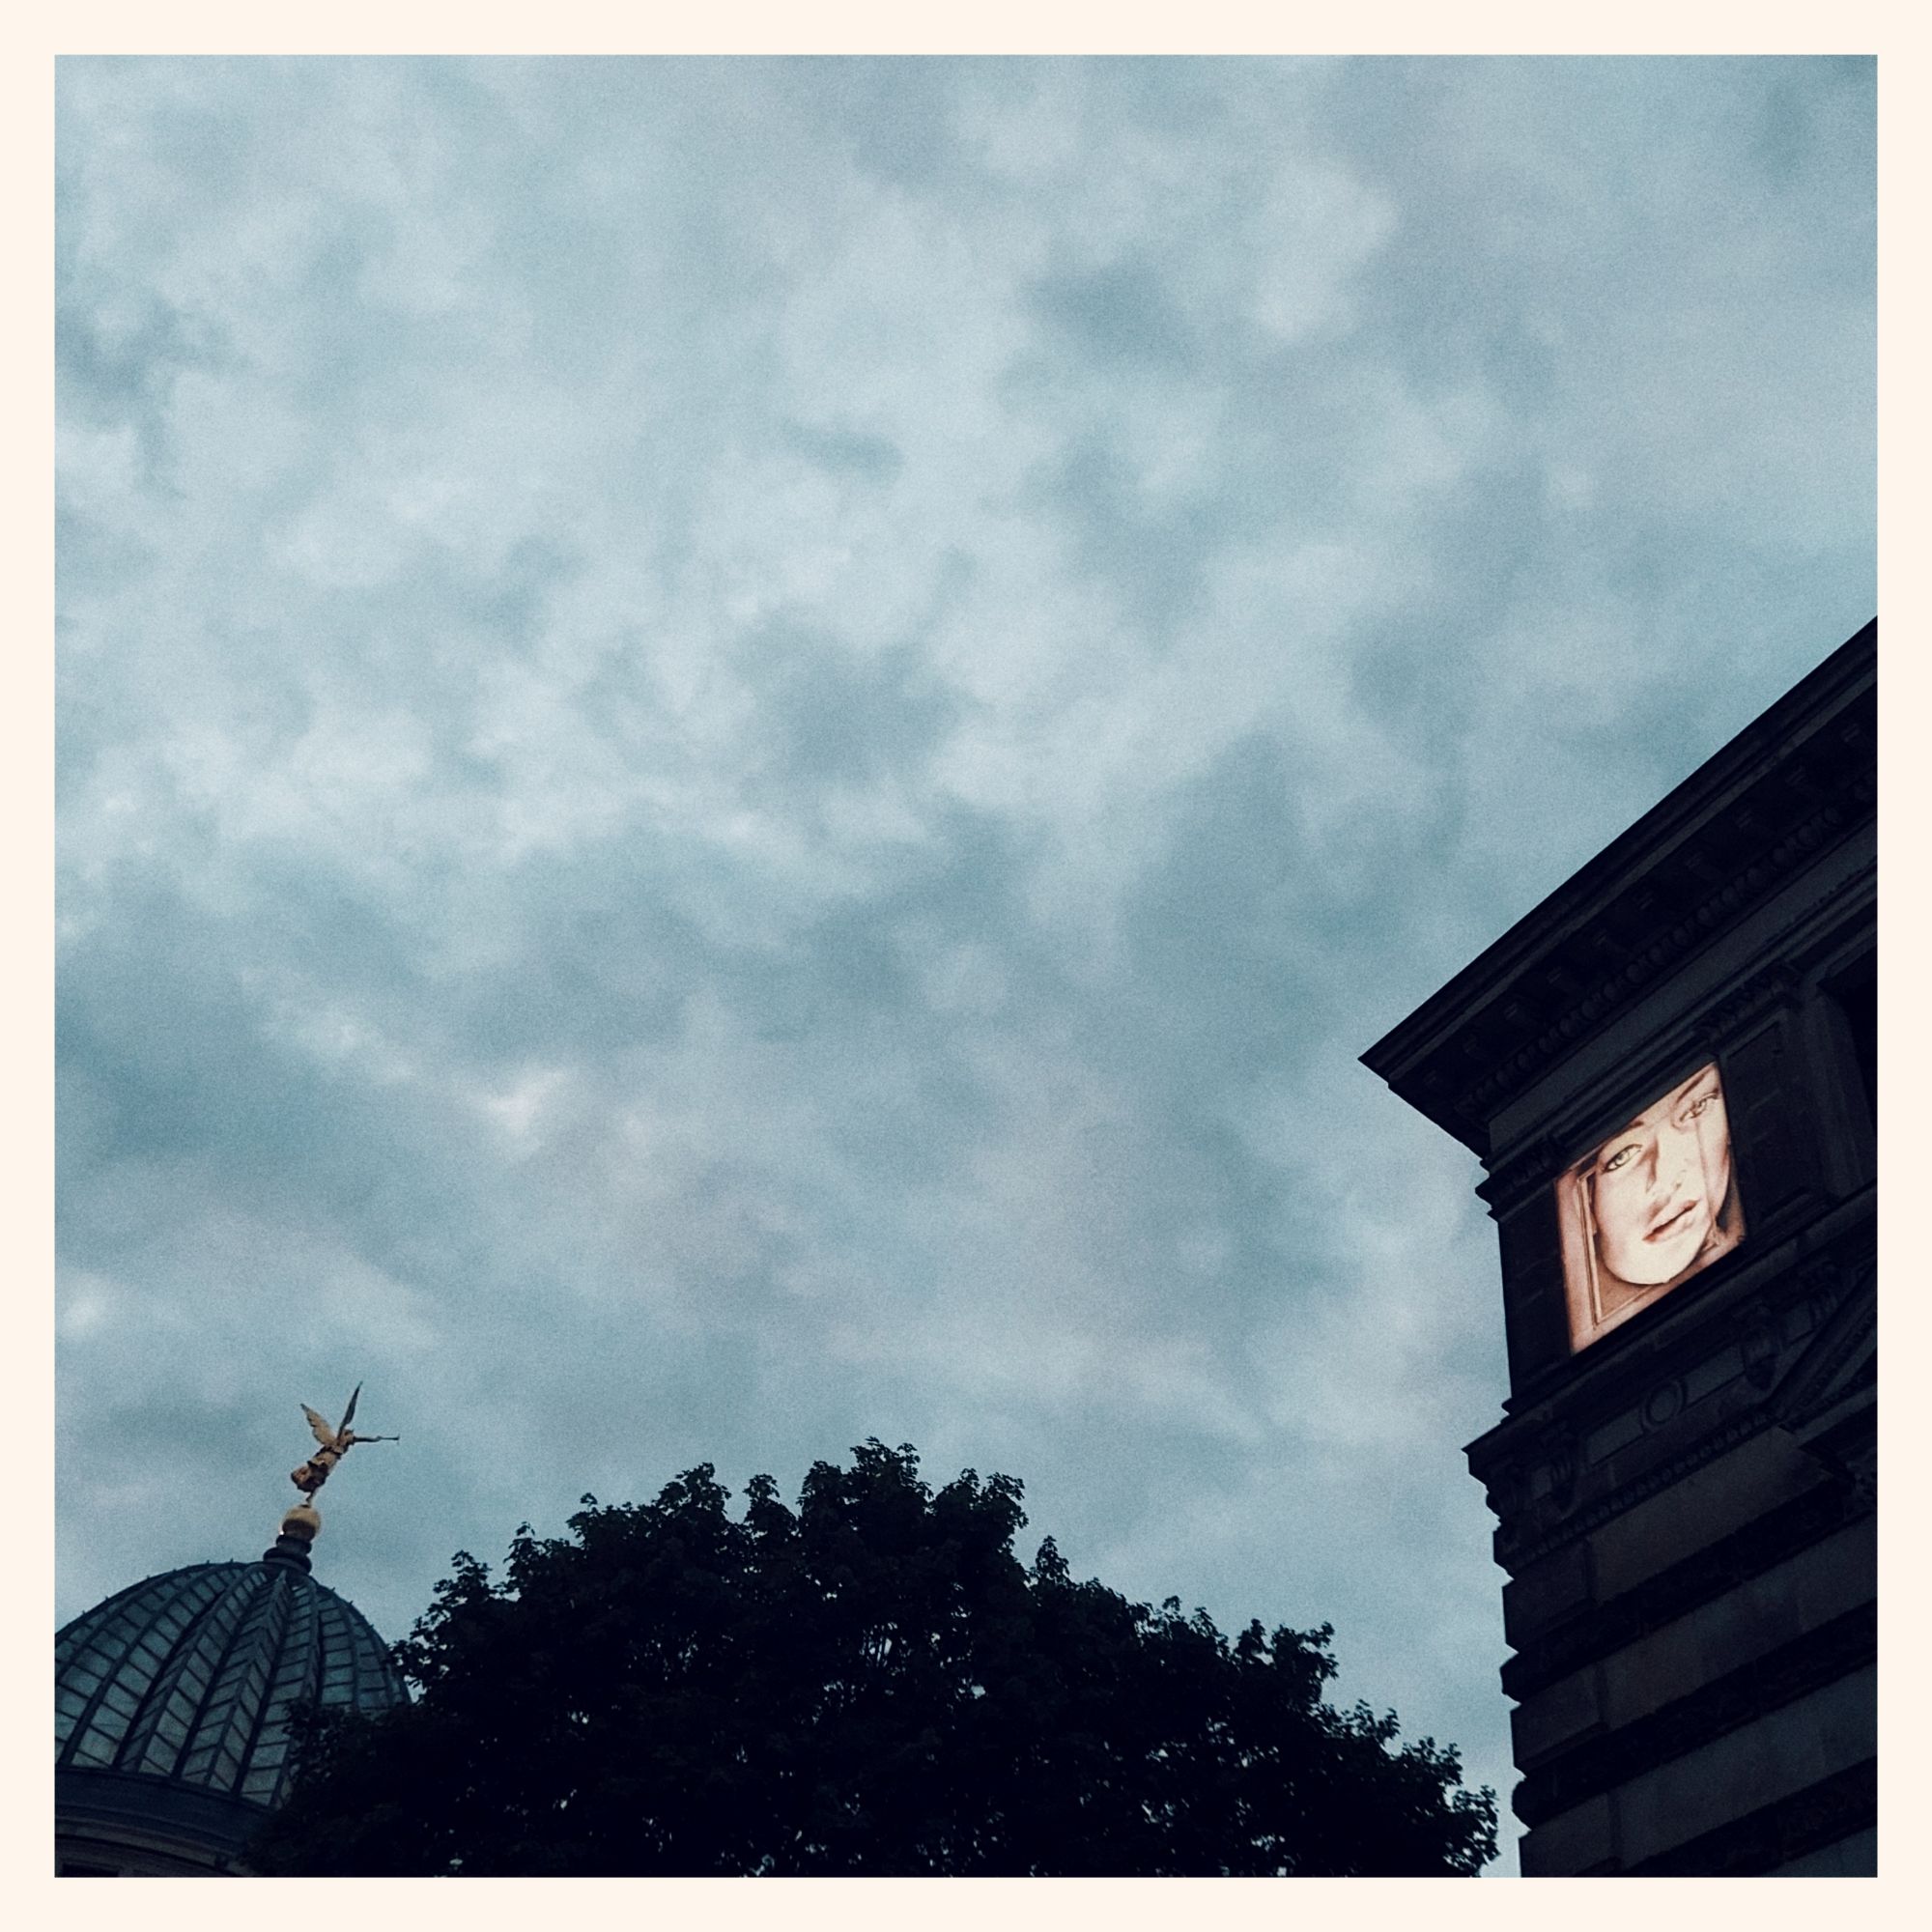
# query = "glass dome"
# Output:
<box><xmin>55</xmin><ymin>1543</ymin><xmax>406</xmax><ymax>1873</ymax></box>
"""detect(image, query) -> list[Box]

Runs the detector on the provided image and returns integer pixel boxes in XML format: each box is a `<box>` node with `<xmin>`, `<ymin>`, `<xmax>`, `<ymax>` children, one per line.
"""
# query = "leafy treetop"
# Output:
<box><xmin>249</xmin><ymin>1440</ymin><xmax>1496</xmax><ymax>1876</ymax></box>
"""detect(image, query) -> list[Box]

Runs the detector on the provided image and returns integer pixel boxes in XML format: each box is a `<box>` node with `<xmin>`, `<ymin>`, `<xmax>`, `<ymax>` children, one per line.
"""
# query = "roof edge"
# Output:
<box><xmin>1361</xmin><ymin>618</ymin><xmax>1874</xmax><ymax>1152</ymax></box>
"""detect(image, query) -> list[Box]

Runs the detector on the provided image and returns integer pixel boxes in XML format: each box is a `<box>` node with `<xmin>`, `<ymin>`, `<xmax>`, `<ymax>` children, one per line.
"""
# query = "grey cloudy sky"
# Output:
<box><xmin>56</xmin><ymin>55</ymin><xmax>1874</xmax><ymax>1870</ymax></box>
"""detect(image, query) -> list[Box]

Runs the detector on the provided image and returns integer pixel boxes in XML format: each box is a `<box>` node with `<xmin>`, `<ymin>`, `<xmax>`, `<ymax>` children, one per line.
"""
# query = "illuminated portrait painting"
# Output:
<box><xmin>1555</xmin><ymin>1062</ymin><xmax>1745</xmax><ymax>1351</ymax></box>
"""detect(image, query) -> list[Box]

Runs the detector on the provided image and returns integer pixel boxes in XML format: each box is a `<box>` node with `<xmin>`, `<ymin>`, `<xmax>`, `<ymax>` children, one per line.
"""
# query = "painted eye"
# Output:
<box><xmin>1601</xmin><ymin>1143</ymin><xmax>1640</xmax><ymax>1173</ymax></box>
<box><xmin>1686</xmin><ymin>1093</ymin><xmax>1718</xmax><ymax>1118</ymax></box>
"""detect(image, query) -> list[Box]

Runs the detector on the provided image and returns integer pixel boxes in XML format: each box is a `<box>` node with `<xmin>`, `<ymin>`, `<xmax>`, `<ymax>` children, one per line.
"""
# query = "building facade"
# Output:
<box><xmin>1363</xmin><ymin>621</ymin><xmax>1875</xmax><ymax>1876</ymax></box>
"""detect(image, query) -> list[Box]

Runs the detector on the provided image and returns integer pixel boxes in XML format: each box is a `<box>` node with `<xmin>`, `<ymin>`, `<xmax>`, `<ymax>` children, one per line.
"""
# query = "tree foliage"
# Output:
<box><xmin>250</xmin><ymin>1441</ymin><xmax>1495</xmax><ymax>1876</ymax></box>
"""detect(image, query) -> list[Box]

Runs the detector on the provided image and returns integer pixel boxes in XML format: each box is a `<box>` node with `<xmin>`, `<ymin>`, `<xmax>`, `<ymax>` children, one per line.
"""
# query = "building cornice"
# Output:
<box><xmin>1362</xmin><ymin>620</ymin><xmax>1874</xmax><ymax>1155</ymax></box>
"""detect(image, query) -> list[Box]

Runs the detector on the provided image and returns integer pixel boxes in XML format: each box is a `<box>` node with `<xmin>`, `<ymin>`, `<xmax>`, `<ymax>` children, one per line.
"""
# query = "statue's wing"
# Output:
<box><xmin>301</xmin><ymin>1404</ymin><xmax>336</xmax><ymax>1448</ymax></box>
<box><xmin>340</xmin><ymin>1383</ymin><xmax>362</xmax><ymax>1435</ymax></box>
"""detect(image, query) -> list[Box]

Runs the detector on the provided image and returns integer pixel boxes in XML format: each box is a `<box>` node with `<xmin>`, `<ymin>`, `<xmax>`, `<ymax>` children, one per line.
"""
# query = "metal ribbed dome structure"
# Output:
<box><xmin>55</xmin><ymin>1529</ymin><xmax>407</xmax><ymax>1875</ymax></box>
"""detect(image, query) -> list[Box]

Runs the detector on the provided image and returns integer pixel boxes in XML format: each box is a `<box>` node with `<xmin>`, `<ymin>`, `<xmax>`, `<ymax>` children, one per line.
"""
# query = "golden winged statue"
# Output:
<box><xmin>291</xmin><ymin>1383</ymin><xmax>399</xmax><ymax>1500</ymax></box>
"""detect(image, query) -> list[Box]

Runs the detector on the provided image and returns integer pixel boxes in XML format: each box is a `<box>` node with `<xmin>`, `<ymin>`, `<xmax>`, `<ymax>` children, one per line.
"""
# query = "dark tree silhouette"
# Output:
<box><xmin>250</xmin><ymin>1441</ymin><xmax>1496</xmax><ymax>1876</ymax></box>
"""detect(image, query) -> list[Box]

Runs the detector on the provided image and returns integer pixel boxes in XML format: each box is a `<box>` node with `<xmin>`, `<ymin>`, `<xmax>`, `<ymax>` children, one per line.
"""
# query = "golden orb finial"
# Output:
<box><xmin>280</xmin><ymin>1503</ymin><xmax>323</xmax><ymax>1542</ymax></box>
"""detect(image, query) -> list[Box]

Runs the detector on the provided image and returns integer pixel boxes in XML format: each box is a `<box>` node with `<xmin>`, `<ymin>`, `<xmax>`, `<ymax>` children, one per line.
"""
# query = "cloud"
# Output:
<box><xmin>57</xmin><ymin>57</ymin><xmax>1874</xmax><ymax>1862</ymax></box>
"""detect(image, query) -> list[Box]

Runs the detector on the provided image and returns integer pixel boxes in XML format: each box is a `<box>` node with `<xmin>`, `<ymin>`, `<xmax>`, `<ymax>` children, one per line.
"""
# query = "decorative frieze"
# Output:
<box><xmin>1457</xmin><ymin>785</ymin><xmax>1864</xmax><ymax>1124</ymax></box>
<box><xmin>1476</xmin><ymin>1135</ymin><xmax>1565</xmax><ymax>1211</ymax></box>
<box><xmin>1739</xmin><ymin>1300</ymin><xmax>1783</xmax><ymax>1393</ymax></box>
<box><xmin>1541</xmin><ymin>1424</ymin><xmax>1579</xmax><ymax>1513</ymax></box>
<box><xmin>1640</xmin><ymin>1378</ymin><xmax>1685</xmax><ymax>1432</ymax></box>
<box><xmin>1693</xmin><ymin>964</ymin><xmax>1802</xmax><ymax>1049</ymax></box>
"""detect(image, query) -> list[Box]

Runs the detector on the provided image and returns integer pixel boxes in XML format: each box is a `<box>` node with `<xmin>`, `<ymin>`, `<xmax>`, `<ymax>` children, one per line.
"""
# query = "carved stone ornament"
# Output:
<box><xmin>1453</xmin><ymin>787</ymin><xmax>1864</xmax><ymax>1128</ymax></box>
<box><xmin>1641</xmin><ymin>1378</ymin><xmax>1685</xmax><ymax>1431</ymax></box>
<box><xmin>1477</xmin><ymin>1136</ymin><xmax>1564</xmax><ymax>1209</ymax></box>
<box><xmin>1693</xmin><ymin>964</ymin><xmax>1801</xmax><ymax>1050</ymax></box>
<box><xmin>1484</xmin><ymin>1463</ymin><xmax>1524</xmax><ymax>1520</ymax></box>
<box><xmin>1738</xmin><ymin>1300</ymin><xmax>1783</xmax><ymax>1393</ymax></box>
<box><xmin>1541</xmin><ymin>1424</ymin><xmax>1579</xmax><ymax>1511</ymax></box>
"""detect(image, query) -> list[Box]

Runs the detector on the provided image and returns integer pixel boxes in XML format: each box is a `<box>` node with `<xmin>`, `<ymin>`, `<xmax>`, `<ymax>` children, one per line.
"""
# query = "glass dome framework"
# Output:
<box><xmin>55</xmin><ymin>1551</ymin><xmax>406</xmax><ymax>1875</ymax></box>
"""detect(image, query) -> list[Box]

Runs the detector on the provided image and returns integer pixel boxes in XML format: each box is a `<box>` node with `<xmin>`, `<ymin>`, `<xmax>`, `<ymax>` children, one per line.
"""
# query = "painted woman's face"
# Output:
<box><xmin>1589</xmin><ymin>1065</ymin><xmax>1732</xmax><ymax>1288</ymax></box>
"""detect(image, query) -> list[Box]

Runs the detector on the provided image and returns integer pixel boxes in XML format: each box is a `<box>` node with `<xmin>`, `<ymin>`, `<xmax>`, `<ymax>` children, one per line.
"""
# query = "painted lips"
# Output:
<box><xmin>1646</xmin><ymin>1198</ymin><xmax>1702</xmax><ymax>1244</ymax></box>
